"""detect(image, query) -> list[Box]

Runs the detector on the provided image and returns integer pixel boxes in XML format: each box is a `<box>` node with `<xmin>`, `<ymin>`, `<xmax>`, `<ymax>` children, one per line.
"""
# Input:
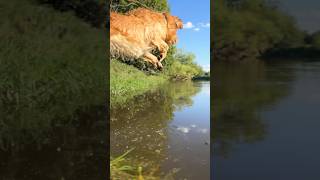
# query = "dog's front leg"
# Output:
<box><xmin>142</xmin><ymin>52</ymin><xmax>163</xmax><ymax>70</ymax></box>
<box><xmin>151</xmin><ymin>40</ymin><xmax>169</xmax><ymax>62</ymax></box>
<box><xmin>159</xmin><ymin>46</ymin><xmax>169</xmax><ymax>62</ymax></box>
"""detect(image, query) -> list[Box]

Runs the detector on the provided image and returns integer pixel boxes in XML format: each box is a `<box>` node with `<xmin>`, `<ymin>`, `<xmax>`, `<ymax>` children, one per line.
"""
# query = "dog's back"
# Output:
<box><xmin>110</xmin><ymin>12</ymin><xmax>152</xmax><ymax>59</ymax></box>
<box><xmin>110</xmin><ymin>9</ymin><xmax>183</xmax><ymax>65</ymax></box>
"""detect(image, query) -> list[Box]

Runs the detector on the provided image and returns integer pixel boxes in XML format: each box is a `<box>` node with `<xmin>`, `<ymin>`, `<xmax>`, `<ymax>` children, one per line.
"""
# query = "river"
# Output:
<box><xmin>213</xmin><ymin>60</ymin><xmax>320</xmax><ymax>180</ymax></box>
<box><xmin>111</xmin><ymin>81</ymin><xmax>210</xmax><ymax>179</ymax></box>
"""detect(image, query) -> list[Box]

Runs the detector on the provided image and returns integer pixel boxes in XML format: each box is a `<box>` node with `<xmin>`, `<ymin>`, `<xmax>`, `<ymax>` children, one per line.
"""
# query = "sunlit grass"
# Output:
<box><xmin>110</xmin><ymin>148</ymin><xmax>179</xmax><ymax>180</ymax></box>
<box><xmin>110</xmin><ymin>60</ymin><xmax>167</xmax><ymax>107</ymax></box>
<box><xmin>110</xmin><ymin>148</ymin><xmax>157</xmax><ymax>180</ymax></box>
<box><xmin>110</xmin><ymin>148</ymin><xmax>135</xmax><ymax>179</ymax></box>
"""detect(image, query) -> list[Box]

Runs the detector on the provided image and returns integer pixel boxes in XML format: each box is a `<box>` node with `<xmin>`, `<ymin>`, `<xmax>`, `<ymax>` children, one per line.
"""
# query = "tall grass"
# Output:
<box><xmin>0</xmin><ymin>0</ymin><xmax>107</xmax><ymax>148</ymax></box>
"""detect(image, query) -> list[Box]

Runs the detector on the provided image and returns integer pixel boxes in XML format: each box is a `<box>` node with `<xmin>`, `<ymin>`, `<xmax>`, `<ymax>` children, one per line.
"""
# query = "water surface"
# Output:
<box><xmin>111</xmin><ymin>81</ymin><xmax>210</xmax><ymax>179</ymax></box>
<box><xmin>213</xmin><ymin>60</ymin><xmax>320</xmax><ymax>180</ymax></box>
<box><xmin>0</xmin><ymin>105</ymin><xmax>107</xmax><ymax>180</ymax></box>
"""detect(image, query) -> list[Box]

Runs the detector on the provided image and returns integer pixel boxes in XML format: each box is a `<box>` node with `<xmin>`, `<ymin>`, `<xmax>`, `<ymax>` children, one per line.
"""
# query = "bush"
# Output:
<box><xmin>110</xmin><ymin>0</ymin><xmax>169</xmax><ymax>13</ymax></box>
<box><xmin>163</xmin><ymin>48</ymin><xmax>203</xmax><ymax>80</ymax></box>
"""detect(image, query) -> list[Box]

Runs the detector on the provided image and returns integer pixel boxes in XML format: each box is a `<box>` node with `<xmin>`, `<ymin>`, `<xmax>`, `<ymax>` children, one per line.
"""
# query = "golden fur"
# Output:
<box><xmin>110</xmin><ymin>8</ymin><xmax>183</xmax><ymax>69</ymax></box>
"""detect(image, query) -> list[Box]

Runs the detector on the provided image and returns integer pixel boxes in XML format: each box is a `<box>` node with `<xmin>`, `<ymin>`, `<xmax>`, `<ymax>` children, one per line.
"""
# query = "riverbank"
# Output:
<box><xmin>193</xmin><ymin>73</ymin><xmax>211</xmax><ymax>81</ymax></box>
<box><xmin>110</xmin><ymin>60</ymin><xmax>167</xmax><ymax>107</ymax></box>
<box><xmin>1</xmin><ymin>0</ymin><xmax>107</xmax><ymax>136</ymax></box>
<box><xmin>262</xmin><ymin>47</ymin><xmax>320</xmax><ymax>59</ymax></box>
<box><xmin>1</xmin><ymin>0</ymin><xmax>108</xmax><ymax>179</ymax></box>
<box><xmin>110</xmin><ymin>58</ymin><xmax>208</xmax><ymax>106</ymax></box>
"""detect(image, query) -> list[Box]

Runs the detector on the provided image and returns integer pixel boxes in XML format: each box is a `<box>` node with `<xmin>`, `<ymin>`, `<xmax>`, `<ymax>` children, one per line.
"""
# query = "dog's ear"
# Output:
<box><xmin>163</xmin><ymin>12</ymin><xmax>170</xmax><ymax>19</ymax></box>
<box><xmin>164</xmin><ymin>13</ymin><xmax>183</xmax><ymax>29</ymax></box>
<box><xmin>163</xmin><ymin>12</ymin><xmax>175</xmax><ymax>27</ymax></box>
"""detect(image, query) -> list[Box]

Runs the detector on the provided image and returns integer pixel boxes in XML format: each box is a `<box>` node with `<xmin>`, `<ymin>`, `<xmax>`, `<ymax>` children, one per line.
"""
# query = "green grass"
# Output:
<box><xmin>110</xmin><ymin>148</ymin><xmax>179</xmax><ymax>180</ymax></box>
<box><xmin>110</xmin><ymin>60</ymin><xmax>167</xmax><ymax>106</ymax></box>
<box><xmin>110</xmin><ymin>148</ymin><xmax>137</xmax><ymax>179</ymax></box>
<box><xmin>110</xmin><ymin>148</ymin><xmax>159</xmax><ymax>180</ymax></box>
<box><xmin>0</xmin><ymin>0</ymin><xmax>106</xmax><ymax>148</ymax></box>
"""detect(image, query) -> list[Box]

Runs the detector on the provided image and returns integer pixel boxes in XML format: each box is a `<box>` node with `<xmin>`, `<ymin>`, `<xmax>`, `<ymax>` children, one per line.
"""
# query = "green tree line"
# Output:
<box><xmin>213</xmin><ymin>0</ymin><xmax>310</xmax><ymax>62</ymax></box>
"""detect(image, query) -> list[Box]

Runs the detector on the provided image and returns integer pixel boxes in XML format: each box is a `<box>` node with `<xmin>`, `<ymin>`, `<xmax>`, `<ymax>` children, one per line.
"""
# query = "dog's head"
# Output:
<box><xmin>163</xmin><ymin>13</ymin><xmax>183</xmax><ymax>45</ymax></box>
<box><xmin>173</xmin><ymin>16</ymin><xmax>183</xmax><ymax>29</ymax></box>
<box><xmin>163</xmin><ymin>13</ymin><xmax>183</xmax><ymax>29</ymax></box>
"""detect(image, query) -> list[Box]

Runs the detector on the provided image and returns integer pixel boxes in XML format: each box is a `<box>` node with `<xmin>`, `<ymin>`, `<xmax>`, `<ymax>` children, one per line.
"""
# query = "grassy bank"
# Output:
<box><xmin>110</xmin><ymin>49</ymin><xmax>205</xmax><ymax>106</ymax></box>
<box><xmin>0</xmin><ymin>0</ymin><xmax>108</xmax><ymax>178</ymax></box>
<box><xmin>110</xmin><ymin>60</ymin><xmax>167</xmax><ymax>106</ymax></box>
<box><xmin>0</xmin><ymin>0</ymin><xmax>106</xmax><ymax>147</ymax></box>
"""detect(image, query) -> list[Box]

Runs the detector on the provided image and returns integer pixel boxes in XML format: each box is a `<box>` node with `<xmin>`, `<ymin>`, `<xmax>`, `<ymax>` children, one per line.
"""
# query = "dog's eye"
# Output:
<box><xmin>175</xmin><ymin>22</ymin><xmax>183</xmax><ymax>29</ymax></box>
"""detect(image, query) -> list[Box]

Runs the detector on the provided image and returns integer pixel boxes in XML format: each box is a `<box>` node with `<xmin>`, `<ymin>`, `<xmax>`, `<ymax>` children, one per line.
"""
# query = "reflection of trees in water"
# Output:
<box><xmin>0</xmin><ymin>101</ymin><xmax>107</xmax><ymax>179</ymax></box>
<box><xmin>212</xmin><ymin>61</ymin><xmax>294</xmax><ymax>157</ymax></box>
<box><xmin>110</xmin><ymin>81</ymin><xmax>200</xmax><ymax>173</ymax></box>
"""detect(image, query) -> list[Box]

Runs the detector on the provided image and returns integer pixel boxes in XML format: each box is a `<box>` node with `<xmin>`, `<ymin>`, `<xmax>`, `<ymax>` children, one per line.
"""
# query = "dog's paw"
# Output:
<box><xmin>157</xmin><ymin>62</ymin><xmax>163</xmax><ymax>70</ymax></box>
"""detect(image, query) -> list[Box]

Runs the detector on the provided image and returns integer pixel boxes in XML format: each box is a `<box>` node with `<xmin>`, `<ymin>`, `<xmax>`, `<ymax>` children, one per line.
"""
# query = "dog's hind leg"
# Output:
<box><xmin>142</xmin><ymin>52</ymin><xmax>163</xmax><ymax>70</ymax></box>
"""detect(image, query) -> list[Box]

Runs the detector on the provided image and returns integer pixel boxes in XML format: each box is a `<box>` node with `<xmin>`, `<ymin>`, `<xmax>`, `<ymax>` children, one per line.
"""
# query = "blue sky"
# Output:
<box><xmin>168</xmin><ymin>0</ymin><xmax>210</xmax><ymax>71</ymax></box>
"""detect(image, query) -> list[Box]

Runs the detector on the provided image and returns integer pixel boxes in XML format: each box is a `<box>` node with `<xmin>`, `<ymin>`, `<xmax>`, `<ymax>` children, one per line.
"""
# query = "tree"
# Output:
<box><xmin>213</xmin><ymin>0</ymin><xmax>304</xmax><ymax>62</ymax></box>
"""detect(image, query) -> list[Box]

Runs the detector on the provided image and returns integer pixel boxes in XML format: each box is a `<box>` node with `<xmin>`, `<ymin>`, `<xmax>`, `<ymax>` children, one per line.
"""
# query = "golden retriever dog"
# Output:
<box><xmin>128</xmin><ymin>8</ymin><xmax>183</xmax><ymax>62</ymax></box>
<box><xmin>110</xmin><ymin>8</ymin><xmax>183</xmax><ymax>69</ymax></box>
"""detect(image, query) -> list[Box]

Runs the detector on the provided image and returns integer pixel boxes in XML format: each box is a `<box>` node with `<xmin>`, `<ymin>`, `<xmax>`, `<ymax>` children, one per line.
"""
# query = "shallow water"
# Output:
<box><xmin>111</xmin><ymin>81</ymin><xmax>210</xmax><ymax>179</ymax></box>
<box><xmin>213</xmin><ymin>60</ymin><xmax>320</xmax><ymax>180</ymax></box>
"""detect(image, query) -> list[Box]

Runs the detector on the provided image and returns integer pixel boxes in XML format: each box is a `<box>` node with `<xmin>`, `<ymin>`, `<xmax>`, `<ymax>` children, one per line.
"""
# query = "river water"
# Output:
<box><xmin>213</xmin><ymin>60</ymin><xmax>320</xmax><ymax>180</ymax></box>
<box><xmin>111</xmin><ymin>81</ymin><xmax>210</xmax><ymax>179</ymax></box>
<box><xmin>0</xmin><ymin>105</ymin><xmax>107</xmax><ymax>180</ymax></box>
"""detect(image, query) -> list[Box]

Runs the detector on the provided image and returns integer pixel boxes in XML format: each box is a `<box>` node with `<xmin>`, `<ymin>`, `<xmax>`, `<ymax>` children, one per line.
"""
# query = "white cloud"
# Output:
<box><xmin>202</xmin><ymin>64</ymin><xmax>210</xmax><ymax>72</ymax></box>
<box><xmin>183</xmin><ymin>21</ymin><xmax>194</xmax><ymax>29</ymax></box>
<box><xmin>184</xmin><ymin>21</ymin><xmax>210</xmax><ymax>31</ymax></box>
<box><xmin>199</xmin><ymin>22</ymin><xmax>210</xmax><ymax>28</ymax></box>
